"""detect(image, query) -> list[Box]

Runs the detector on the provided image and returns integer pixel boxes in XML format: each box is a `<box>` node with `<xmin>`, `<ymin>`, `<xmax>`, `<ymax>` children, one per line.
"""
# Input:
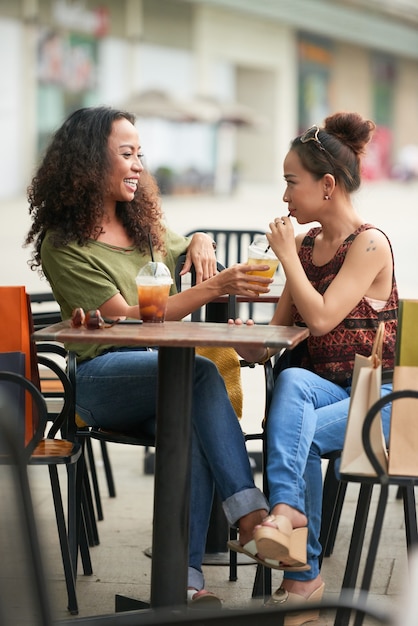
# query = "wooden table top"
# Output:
<box><xmin>33</xmin><ymin>320</ymin><xmax>309</xmax><ymax>352</ymax></box>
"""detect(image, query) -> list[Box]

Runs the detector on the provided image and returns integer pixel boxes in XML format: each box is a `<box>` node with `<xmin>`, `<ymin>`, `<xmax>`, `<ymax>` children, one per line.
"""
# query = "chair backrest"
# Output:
<box><xmin>30</xmin><ymin>291</ymin><xmax>62</xmax><ymax>332</ymax></box>
<box><xmin>174</xmin><ymin>254</ymin><xmax>234</xmax><ymax>322</ymax></box>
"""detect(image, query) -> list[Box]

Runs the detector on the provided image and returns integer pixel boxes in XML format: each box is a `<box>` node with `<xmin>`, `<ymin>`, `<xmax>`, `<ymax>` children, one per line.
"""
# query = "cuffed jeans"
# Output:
<box><xmin>76</xmin><ymin>347</ymin><xmax>268</xmax><ymax>591</ymax></box>
<box><xmin>266</xmin><ymin>367</ymin><xmax>392</xmax><ymax>582</ymax></box>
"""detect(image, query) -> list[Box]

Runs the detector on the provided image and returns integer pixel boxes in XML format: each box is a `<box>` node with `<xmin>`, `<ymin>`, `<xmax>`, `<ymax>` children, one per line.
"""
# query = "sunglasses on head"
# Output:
<box><xmin>299</xmin><ymin>125</ymin><xmax>335</xmax><ymax>169</ymax></box>
<box><xmin>299</xmin><ymin>125</ymin><xmax>327</xmax><ymax>151</ymax></box>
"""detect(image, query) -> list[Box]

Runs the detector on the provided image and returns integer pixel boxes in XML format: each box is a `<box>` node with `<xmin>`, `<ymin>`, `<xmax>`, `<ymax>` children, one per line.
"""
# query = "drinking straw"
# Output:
<box><xmin>148</xmin><ymin>233</ymin><xmax>155</xmax><ymax>262</ymax></box>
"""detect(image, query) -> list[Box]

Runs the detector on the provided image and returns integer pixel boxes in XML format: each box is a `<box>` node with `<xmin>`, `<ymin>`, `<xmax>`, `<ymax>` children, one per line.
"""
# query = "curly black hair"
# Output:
<box><xmin>25</xmin><ymin>106</ymin><xmax>166</xmax><ymax>271</ymax></box>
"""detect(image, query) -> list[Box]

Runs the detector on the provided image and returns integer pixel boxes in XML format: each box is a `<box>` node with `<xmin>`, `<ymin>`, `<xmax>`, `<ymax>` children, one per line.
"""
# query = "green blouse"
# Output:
<box><xmin>41</xmin><ymin>227</ymin><xmax>191</xmax><ymax>362</ymax></box>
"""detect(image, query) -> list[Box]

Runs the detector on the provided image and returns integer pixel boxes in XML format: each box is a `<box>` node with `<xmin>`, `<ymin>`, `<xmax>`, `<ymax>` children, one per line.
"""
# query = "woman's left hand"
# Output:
<box><xmin>180</xmin><ymin>232</ymin><xmax>218</xmax><ymax>283</ymax></box>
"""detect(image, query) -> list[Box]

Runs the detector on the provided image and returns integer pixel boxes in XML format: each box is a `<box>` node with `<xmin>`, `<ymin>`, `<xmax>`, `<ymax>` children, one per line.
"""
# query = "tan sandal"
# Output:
<box><xmin>265</xmin><ymin>582</ymin><xmax>325</xmax><ymax>625</ymax></box>
<box><xmin>187</xmin><ymin>588</ymin><xmax>222</xmax><ymax>609</ymax></box>
<box><xmin>254</xmin><ymin>514</ymin><xmax>308</xmax><ymax>567</ymax></box>
<box><xmin>227</xmin><ymin>539</ymin><xmax>310</xmax><ymax>572</ymax></box>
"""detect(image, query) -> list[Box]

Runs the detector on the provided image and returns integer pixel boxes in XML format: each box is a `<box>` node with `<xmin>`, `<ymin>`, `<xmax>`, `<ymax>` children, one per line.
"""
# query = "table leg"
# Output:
<box><xmin>150</xmin><ymin>346</ymin><xmax>195</xmax><ymax>609</ymax></box>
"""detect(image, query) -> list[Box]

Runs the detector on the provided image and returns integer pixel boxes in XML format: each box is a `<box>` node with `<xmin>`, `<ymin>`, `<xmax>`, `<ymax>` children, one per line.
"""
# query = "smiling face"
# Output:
<box><xmin>104</xmin><ymin>117</ymin><xmax>144</xmax><ymax>209</ymax></box>
<box><xmin>282</xmin><ymin>149</ymin><xmax>327</xmax><ymax>224</ymax></box>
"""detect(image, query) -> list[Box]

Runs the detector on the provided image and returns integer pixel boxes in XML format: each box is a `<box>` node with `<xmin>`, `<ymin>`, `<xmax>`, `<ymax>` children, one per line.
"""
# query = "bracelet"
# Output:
<box><xmin>257</xmin><ymin>347</ymin><xmax>271</xmax><ymax>364</ymax></box>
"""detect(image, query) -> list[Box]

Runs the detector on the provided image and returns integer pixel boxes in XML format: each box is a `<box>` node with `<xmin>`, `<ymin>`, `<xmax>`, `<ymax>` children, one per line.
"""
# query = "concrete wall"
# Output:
<box><xmin>192</xmin><ymin>4</ymin><xmax>297</xmax><ymax>182</ymax></box>
<box><xmin>0</xmin><ymin>0</ymin><xmax>417</xmax><ymax>198</ymax></box>
<box><xmin>393</xmin><ymin>59</ymin><xmax>418</xmax><ymax>151</ymax></box>
<box><xmin>332</xmin><ymin>43</ymin><xmax>372</xmax><ymax>118</ymax></box>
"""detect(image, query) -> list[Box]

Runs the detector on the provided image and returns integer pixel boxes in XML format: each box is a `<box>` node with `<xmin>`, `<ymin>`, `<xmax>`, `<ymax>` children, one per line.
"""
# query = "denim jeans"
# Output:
<box><xmin>266</xmin><ymin>366</ymin><xmax>393</xmax><ymax>582</ymax></box>
<box><xmin>76</xmin><ymin>347</ymin><xmax>268</xmax><ymax>591</ymax></box>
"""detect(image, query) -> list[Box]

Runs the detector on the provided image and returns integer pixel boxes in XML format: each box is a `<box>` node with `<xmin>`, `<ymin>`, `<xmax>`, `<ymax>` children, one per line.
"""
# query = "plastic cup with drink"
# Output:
<box><xmin>247</xmin><ymin>234</ymin><xmax>279</xmax><ymax>279</ymax></box>
<box><xmin>136</xmin><ymin>262</ymin><xmax>173</xmax><ymax>323</ymax></box>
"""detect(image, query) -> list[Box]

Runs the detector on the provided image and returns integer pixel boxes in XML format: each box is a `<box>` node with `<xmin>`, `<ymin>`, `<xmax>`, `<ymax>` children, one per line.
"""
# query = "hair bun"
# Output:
<box><xmin>324</xmin><ymin>112</ymin><xmax>376</xmax><ymax>156</ymax></box>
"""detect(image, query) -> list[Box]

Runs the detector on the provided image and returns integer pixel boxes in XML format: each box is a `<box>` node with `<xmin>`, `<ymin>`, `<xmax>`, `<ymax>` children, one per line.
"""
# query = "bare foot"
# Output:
<box><xmin>238</xmin><ymin>508</ymin><xmax>268</xmax><ymax>545</ymax></box>
<box><xmin>280</xmin><ymin>575</ymin><xmax>324</xmax><ymax>599</ymax></box>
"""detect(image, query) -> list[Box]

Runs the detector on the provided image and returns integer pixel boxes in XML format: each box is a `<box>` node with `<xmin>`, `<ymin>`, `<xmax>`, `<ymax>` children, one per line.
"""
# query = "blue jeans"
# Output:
<box><xmin>76</xmin><ymin>347</ymin><xmax>268</xmax><ymax>591</ymax></box>
<box><xmin>266</xmin><ymin>367</ymin><xmax>392</xmax><ymax>581</ymax></box>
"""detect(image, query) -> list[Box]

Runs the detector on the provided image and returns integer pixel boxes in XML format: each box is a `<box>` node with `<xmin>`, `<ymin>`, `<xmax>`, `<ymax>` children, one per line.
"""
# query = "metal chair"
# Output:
<box><xmin>0</xmin><ymin>381</ymin><xmax>54</xmax><ymax>626</ymax></box>
<box><xmin>55</xmin><ymin>591</ymin><xmax>395</xmax><ymax>626</ymax></box>
<box><xmin>336</xmin><ymin>389</ymin><xmax>418</xmax><ymax>626</ymax></box>
<box><xmin>0</xmin><ymin>351</ymin><xmax>82</xmax><ymax>615</ymax></box>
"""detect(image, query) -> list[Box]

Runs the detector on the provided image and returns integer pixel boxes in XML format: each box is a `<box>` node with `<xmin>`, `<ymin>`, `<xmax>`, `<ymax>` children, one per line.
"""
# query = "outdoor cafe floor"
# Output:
<box><xmin>27</xmin><ymin>364</ymin><xmax>412</xmax><ymax>626</ymax></box>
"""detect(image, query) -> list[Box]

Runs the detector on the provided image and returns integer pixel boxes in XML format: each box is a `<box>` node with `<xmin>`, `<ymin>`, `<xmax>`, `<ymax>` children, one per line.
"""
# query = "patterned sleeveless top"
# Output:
<box><xmin>292</xmin><ymin>224</ymin><xmax>398</xmax><ymax>386</ymax></box>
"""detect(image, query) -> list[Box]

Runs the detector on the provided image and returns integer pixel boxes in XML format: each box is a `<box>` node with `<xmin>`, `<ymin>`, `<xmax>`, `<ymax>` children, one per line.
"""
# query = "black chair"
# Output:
<box><xmin>335</xmin><ymin>389</ymin><xmax>418</xmax><ymax>626</ymax></box>
<box><xmin>56</xmin><ymin>591</ymin><xmax>395</xmax><ymax>626</ymax></box>
<box><xmin>0</xmin><ymin>352</ymin><xmax>82</xmax><ymax>615</ymax></box>
<box><xmin>0</xmin><ymin>380</ymin><xmax>55</xmax><ymax>626</ymax></box>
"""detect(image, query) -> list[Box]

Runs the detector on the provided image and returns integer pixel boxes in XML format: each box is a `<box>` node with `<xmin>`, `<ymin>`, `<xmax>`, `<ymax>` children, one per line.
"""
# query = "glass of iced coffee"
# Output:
<box><xmin>136</xmin><ymin>262</ymin><xmax>173</xmax><ymax>323</ymax></box>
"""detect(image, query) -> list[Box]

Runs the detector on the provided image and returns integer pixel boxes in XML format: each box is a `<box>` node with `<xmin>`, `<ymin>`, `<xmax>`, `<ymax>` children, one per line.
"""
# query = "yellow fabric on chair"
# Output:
<box><xmin>75</xmin><ymin>413</ymin><xmax>88</xmax><ymax>428</ymax></box>
<box><xmin>196</xmin><ymin>347</ymin><xmax>243</xmax><ymax>419</ymax></box>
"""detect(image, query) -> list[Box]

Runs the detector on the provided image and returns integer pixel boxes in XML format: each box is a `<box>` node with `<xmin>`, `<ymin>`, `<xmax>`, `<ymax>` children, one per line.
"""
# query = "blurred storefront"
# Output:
<box><xmin>0</xmin><ymin>0</ymin><xmax>417</xmax><ymax>198</ymax></box>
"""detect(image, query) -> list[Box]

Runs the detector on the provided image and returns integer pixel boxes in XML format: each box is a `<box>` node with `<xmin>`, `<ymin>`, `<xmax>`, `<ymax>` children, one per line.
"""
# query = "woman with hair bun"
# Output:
<box><xmin>230</xmin><ymin>112</ymin><xmax>398</xmax><ymax>623</ymax></box>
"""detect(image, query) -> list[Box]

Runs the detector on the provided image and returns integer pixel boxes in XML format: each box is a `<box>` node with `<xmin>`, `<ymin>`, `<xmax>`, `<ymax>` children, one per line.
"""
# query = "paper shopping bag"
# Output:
<box><xmin>388</xmin><ymin>366</ymin><xmax>418</xmax><ymax>476</ymax></box>
<box><xmin>340</xmin><ymin>322</ymin><xmax>388</xmax><ymax>476</ymax></box>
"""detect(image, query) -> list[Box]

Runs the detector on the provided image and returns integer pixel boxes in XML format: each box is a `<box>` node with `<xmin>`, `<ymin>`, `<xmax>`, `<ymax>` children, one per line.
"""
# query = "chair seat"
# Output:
<box><xmin>31</xmin><ymin>439</ymin><xmax>82</xmax><ymax>464</ymax></box>
<box><xmin>81</xmin><ymin>426</ymin><xmax>155</xmax><ymax>448</ymax></box>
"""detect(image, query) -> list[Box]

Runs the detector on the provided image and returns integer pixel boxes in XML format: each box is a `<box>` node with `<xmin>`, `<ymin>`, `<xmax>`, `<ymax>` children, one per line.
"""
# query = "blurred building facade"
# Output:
<box><xmin>1</xmin><ymin>0</ymin><xmax>418</xmax><ymax>198</ymax></box>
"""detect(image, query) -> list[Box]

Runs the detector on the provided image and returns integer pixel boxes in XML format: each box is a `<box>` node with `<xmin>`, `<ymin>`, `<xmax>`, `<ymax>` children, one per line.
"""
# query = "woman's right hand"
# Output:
<box><xmin>166</xmin><ymin>262</ymin><xmax>273</xmax><ymax>321</ymax></box>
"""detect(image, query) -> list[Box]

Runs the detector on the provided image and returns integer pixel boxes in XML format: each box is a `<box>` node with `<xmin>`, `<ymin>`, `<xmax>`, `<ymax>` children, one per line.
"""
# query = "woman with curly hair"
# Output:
<box><xmin>25</xmin><ymin>106</ymin><xmax>272</xmax><ymax>606</ymax></box>
<box><xmin>230</xmin><ymin>111</ymin><xmax>398</xmax><ymax>624</ymax></box>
